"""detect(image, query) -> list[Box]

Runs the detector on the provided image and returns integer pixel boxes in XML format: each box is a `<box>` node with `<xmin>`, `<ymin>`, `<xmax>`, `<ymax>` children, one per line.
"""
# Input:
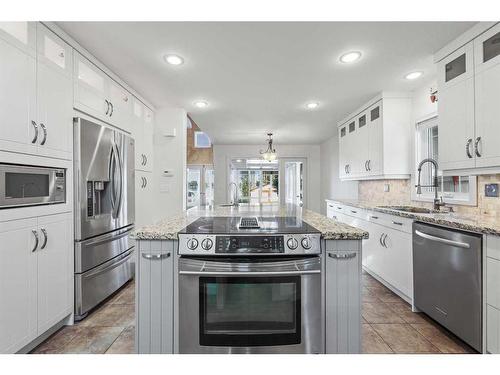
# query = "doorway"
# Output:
<box><xmin>281</xmin><ymin>158</ymin><xmax>306</xmax><ymax>208</ymax></box>
<box><xmin>187</xmin><ymin>165</ymin><xmax>214</xmax><ymax>208</ymax></box>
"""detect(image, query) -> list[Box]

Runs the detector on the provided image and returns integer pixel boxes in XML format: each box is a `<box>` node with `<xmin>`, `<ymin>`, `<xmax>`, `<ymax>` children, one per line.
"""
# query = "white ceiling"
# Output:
<box><xmin>57</xmin><ymin>22</ymin><xmax>475</xmax><ymax>145</ymax></box>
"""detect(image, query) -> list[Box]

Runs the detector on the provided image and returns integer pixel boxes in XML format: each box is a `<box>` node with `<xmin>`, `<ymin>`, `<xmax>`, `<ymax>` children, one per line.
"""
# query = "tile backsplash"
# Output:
<box><xmin>358</xmin><ymin>174</ymin><xmax>500</xmax><ymax>218</ymax></box>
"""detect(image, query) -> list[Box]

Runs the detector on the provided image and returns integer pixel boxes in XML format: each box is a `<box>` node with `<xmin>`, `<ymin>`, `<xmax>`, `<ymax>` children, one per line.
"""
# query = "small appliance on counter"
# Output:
<box><xmin>177</xmin><ymin>216</ymin><xmax>323</xmax><ymax>354</ymax></box>
<box><xmin>73</xmin><ymin>117</ymin><xmax>135</xmax><ymax>320</ymax></box>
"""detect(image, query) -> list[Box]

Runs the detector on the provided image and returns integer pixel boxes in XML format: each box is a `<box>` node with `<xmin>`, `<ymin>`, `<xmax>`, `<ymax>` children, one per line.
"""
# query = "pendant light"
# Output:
<box><xmin>260</xmin><ymin>133</ymin><xmax>277</xmax><ymax>161</ymax></box>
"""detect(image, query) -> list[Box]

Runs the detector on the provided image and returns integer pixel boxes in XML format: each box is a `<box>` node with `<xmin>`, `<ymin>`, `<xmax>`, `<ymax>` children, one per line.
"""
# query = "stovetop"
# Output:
<box><xmin>179</xmin><ymin>216</ymin><xmax>321</xmax><ymax>235</ymax></box>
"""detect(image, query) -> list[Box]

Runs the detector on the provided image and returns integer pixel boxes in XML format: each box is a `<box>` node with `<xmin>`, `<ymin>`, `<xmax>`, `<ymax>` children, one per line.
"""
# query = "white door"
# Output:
<box><xmin>0</xmin><ymin>22</ymin><xmax>37</xmax><ymax>155</ymax></box>
<box><xmin>381</xmin><ymin>229</ymin><xmax>412</xmax><ymax>298</ymax></box>
<box><xmin>0</xmin><ymin>217</ymin><xmax>38</xmax><ymax>353</ymax></box>
<box><xmin>142</xmin><ymin>107</ymin><xmax>154</xmax><ymax>172</ymax></box>
<box><xmin>36</xmin><ymin>213</ymin><xmax>72</xmax><ymax>334</ymax></box>
<box><xmin>345</xmin><ymin>120</ymin><xmax>356</xmax><ymax>177</ymax></box>
<box><xmin>36</xmin><ymin>24</ymin><xmax>73</xmax><ymax>160</ymax></box>
<box><xmin>135</xmin><ymin>170</ymin><xmax>153</xmax><ymax>227</ymax></box>
<box><xmin>132</xmin><ymin>98</ymin><xmax>145</xmax><ymax>170</ymax></box>
<box><xmin>368</xmin><ymin>101</ymin><xmax>383</xmax><ymax>176</ymax></box>
<box><xmin>474</xmin><ymin>24</ymin><xmax>500</xmax><ymax>168</ymax></box>
<box><xmin>109</xmin><ymin>80</ymin><xmax>132</xmax><ymax>133</ymax></box>
<box><xmin>355</xmin><ymin>111</ymin><xmax>370</xmax><ymax>177</ymax></box>
<box><xmin>338</xmin><ymin>125</ymin><xmax>348</xmax><ymax>178</ymax></box>
<box><xmin>282</xmin><ymin>158</ymin><xmax>306</xmax><ymax>208</ymax></box>
<box><xmin>437</xmin><ymin>42</ymin><xmax>476</xmax><ymax>170</ymax></box>
<box><xmin>74</xmin><ymin>52</ymin><xmax>110</xmax><ymax>121</ymax></box>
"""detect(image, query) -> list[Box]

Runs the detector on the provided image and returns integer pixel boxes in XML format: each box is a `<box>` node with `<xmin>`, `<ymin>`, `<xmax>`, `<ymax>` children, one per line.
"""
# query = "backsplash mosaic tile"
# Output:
<box><xmin>358</xmin><ymin>174</ymin><xmax>500</xmax><ymax>219</ymax></box>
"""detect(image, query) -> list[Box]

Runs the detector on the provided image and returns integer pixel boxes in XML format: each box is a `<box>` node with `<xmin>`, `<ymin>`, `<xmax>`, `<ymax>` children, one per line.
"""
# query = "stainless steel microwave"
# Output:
<box><xmin>0</xmin><ymin>164</ymin><xmax>66</xmax><ymax>209</ymax></box>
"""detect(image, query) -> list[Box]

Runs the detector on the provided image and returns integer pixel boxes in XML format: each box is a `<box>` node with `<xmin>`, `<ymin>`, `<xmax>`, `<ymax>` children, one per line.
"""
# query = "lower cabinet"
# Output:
<box><xmin>0</xmin><ymin>212</ymin><xmax>72</xmax><ymax>353</ymax></box>
<box><xmin>487</xmin><ymin>304</ymin><xmax>500</xmax><ymax>354</ymax></box>
<box><xmin>136</xmin><ymin>239</ymin><xmax>174</xmax><ymax>354</ymax></box>
<box><xmin>135</xmin><ymin>170</ymin><xmax>153</xmax><ymax>228</ymax></box>
<box><xmin>325</xmin><ymin>240</ymin><xmax>361</xmax><ymax>354</ymax></box>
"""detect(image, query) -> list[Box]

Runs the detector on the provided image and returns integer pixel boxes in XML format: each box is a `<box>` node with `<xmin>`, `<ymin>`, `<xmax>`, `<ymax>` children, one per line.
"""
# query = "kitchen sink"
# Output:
<box><xmin>377</xmin><ymin>205</ymin><xmax>448</xmax><ymax>214</ymax></box>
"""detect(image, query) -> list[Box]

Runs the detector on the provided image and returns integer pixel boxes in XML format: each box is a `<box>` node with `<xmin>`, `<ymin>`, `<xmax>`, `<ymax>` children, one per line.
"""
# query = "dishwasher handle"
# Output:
<box><xmin>414</xmin><ymin>229</ymin><xmax>470</xmax><ymax>249</ymax></box>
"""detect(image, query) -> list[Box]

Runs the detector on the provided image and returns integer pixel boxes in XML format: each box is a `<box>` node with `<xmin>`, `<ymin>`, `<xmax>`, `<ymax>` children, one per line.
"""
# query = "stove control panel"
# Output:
<box><xmin>178</xmin><ymin>233</ymin><xmax>321</xmax><ymax>255</ymax></box>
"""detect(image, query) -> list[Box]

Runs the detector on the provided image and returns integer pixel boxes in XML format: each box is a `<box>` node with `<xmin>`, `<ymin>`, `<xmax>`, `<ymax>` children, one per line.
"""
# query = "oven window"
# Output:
<box><xmin>5</xmin><ymin>172</ymin><xmax>50</xmax><ymax>198</ymax></box>
<box><xmin>199</xmin><ymin>276</ymin><xmax>301</xmax><ymax>347</ymax></box>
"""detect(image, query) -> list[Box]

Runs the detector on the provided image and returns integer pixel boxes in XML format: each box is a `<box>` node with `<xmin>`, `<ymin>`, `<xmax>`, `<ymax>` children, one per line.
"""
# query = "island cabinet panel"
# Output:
<box><xmin>136</xmin><ymin>239</ymin><xmax>175</xmax><ymax>354</ymax></box>
<box><xmin>325</xmin><ymin>240</ymin><xmax>362</xmax><ymax>354</ymax></box>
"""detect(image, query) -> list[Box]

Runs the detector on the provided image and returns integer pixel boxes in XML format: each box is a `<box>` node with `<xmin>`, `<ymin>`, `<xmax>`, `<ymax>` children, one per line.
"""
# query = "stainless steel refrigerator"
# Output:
<box><xmin>73</xmin><ymin>117</ymin><xmax>135</xmax><ymax>320</ymax></box>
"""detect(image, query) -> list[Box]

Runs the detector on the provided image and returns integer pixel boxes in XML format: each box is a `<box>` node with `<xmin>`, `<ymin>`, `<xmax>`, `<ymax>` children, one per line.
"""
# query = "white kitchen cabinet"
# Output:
<box><xmin>325</xmin><ymin>241</ymin><xmax>361</xmax><ymax>353</ymax></box>
<box><xmin>36</xmin><ymin>24</ymin><xmax>73</xmax><ymax>160</ymax></box>
<box><xmin>337</xmin><ymin>93</ymin><xmax>411</xmax><ymax>181</ymax></box>
<box><xmin>437</xmin><ymin>42</ymin><xmax>476</xmax><ymax>171</ymax></box>
<box><xmin>132</xmin><ymin>98</ymin><xmax>154</xmax><ymax>172</ymax></box>
<box><xmin>36</xmin><ymin>213</ymin><xmax>72</xmax><ymax>335</ymax></box>
<box><xmin>0</xmin><ymin>212</ymin><xmax>72</xmax><ymax>353</ymax></box>
<box><xmin>0</xmin><ymin>217</ymin><xmax>38</xmax><ymax>354</ymax></box>
<box><xmin>0</xmin><ymin>22</ymin><xmax>37</xmax><ymax>156</ymax></box>
<box><xmin>473</xmin><ymin>23</ymin><xmax>500</xmax><ymax>169</ymax></box>
<box><xmin>135</xmin><ymin>170</ymin><xmax>153</xmax><ymax>228</ymax></box>
<box><xmin>136</xmin><ymin>239</ymin><xmax>174</xmax><ymax>354</ymax></box>
<box><xmin>109</xmin><ymin>80</ymin><xmax>132</xmax><ymax>132</ymax></box>
<box><xmin>487</xmin><ymin>304</ymin><xmax>500</xmax><ymax>354</ymax></box>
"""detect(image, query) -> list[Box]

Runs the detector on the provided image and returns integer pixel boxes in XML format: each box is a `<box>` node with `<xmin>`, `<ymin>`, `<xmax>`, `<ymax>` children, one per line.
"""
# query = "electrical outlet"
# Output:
<box><xmin>384</xmin><ymin>184</ymin><xmax>390</xmax><ymax>193</ymax></box>
<box><xmin>485</xmin><ymin>183</ymin><xmax>499</xmax><ymax>197</ymax></box>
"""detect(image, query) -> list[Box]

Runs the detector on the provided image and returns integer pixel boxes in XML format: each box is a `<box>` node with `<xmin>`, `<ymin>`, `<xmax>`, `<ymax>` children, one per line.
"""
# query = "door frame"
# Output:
<box><xmin>279</xmin><ymin>158</ymin><xmax>307</xmax><ymax>209</ymax></box>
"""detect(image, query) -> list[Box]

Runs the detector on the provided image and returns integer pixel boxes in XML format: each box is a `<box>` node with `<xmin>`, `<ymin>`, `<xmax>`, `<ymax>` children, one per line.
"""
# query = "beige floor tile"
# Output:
<box><xmin>109</xmin><ymin>282</ymin><xmax>135</xmax><ymax>305</ymax></box>
<box><xmin>106</xmin><ymin>326</ymin><xmax>135</xmax><ymax>354</ymax></box>
<box><xmin>362</xmin><ymin>287</ymin><xmax>380</xmax><ymax>303</ymax></box>
<box><xmin>61</xmin><ymin>326</ymin><xmax>124</xmax><ymax>354</ymax></box>
<box><xmin>362</xmin><ymin>275</ymin><xmax>382</xmax><ymax>288</ymax></box>
<box><xmin>80</xmin><ymin>304</ymin><xmax>135</xmax><ymax>328</ymax></box>
<box><xmin>367</xmin><ymin>286</ymin><xmax>404</xmax><ymax>303</ymax></box>
<box><xmin>362</xmin><ymin>324</ymin><xmax>393</xmax><ymax>354</ymax></box>
<box><xmin>371</xmin><ymin>324</ymin><xmax>440</xmax><ymax>353</ymax></box>
<box><xmin>410</xmin><ymin>323</ymin><xmax>476</xmax><ymax>354</ymax></box>
<box><xmin>362</xmin><ymin>302</ymin><xmax>405</xmax><ymax>324</ymax></box>
<box><xmin>31</xmin><ymin>326</ymin><xmax>82</xmax><ymax>354</ymax></box>
<box><xmin>386</xmin><ymin>301</ymin><xmax>429</xmax><ymax>324</ymax></box>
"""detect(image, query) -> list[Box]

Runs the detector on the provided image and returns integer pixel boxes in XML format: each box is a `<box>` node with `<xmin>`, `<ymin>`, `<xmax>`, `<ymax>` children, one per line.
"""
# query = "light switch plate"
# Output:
<box><xmin>485</xmin><ymin>183</ymin><xmax>499</xmax><ymax>197</ymax></box>
<box><xmin>384</xmin><ymin>184</ymin><xmax>390</xmax><ymax>193</ymax></box>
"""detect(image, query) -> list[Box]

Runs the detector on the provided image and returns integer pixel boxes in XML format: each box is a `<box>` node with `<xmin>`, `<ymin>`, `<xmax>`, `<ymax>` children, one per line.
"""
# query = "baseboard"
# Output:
<box><xmin>362</xmin><ymin>266</ymin><xmax>412</xmax><ymax>304</ymax></box>
<box><xmin>16</xmin><ymin>314</ymin><xmax>72</xmax><ymax>354</ymax></box>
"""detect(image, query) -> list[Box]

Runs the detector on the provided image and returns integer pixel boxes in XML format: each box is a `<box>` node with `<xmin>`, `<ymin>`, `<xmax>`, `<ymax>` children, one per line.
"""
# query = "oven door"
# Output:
<box><xmin>178</xmin><ymin>256</ymin><xmax>323</xmax><ymax>354</ymax></box>
<box><xmin>0</xmin><ymin>164</ymin><xmax>56</xmax><ymax>208</ymax></box>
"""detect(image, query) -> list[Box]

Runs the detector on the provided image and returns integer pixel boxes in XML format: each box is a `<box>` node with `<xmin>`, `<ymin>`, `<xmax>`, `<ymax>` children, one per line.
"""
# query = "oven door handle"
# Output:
<box><xmin>178</xmin><ymin>270</ymin><xmax>321</xmax><ymax>276</ymax></box>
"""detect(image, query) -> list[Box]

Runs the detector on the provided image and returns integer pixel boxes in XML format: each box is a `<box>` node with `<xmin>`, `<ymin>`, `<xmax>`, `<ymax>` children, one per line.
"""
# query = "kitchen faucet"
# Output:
<box><xmin>228</xmin><ymin>182</ymin><xmax>239</xmax><ymax>206</ymax></box>
<box><xmin>415</xmin><ymin>158</ymin><xmax>445</xmax><ymax>211</ymax></box>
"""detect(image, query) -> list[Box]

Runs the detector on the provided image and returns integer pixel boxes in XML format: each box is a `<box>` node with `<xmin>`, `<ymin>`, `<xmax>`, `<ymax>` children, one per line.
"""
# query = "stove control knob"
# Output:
<box><xmin>287</xmin><ymin>238</ymin><xmax>298</xmax><ymax>250</ymax></box>
<box><xmin>187</xmin><ymin>238</ymin><xmax>199</xmax><ymax>250</ymax></box>
<box><xmin>201</xmin><ymin>238</ymin><xmax>213</xmax><ymax>251</ymax></box>
<box><xmin>301</xmin><ymin>237</ymin><xmax>312</xmax><ymax>250</ymax></box>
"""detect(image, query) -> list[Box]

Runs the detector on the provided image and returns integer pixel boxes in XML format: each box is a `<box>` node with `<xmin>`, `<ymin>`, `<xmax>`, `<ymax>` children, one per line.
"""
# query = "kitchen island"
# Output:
<box><xmin>133</xmin><ymin>204</ymin><xmax>368</xmax><ymax>354</ymax></box>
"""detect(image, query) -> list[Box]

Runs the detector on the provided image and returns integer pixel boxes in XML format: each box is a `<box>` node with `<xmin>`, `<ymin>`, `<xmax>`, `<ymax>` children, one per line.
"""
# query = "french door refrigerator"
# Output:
<box><xmin>73</xmin><ymin>117</ymin><xmax>135</xmax><ymax>320</ymax></box>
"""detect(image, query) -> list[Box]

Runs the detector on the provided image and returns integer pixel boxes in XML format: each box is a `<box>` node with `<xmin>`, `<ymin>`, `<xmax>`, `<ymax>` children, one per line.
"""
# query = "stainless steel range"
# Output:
<box><xmin>177</xmin><ymin>216</ymin><xmax>323</xmax><ymax>354</ymax></box>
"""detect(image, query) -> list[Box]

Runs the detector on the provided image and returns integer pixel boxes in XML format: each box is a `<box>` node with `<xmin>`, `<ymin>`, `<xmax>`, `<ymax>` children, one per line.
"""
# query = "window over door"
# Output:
<box><xmin>414</xmin><ymin>116</ymin><xmax>476</xmax><ymax>205</ymax></box>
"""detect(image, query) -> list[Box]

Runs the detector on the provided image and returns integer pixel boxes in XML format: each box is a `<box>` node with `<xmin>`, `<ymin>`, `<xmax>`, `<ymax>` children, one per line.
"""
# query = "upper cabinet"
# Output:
<box><xmin>74</xmin><ymin>52</ymin><xmax>134</xmax><ymax>133</ymax></box>
<box><xmin>338</xmin><ymin>93</ymin><xmax>412</xmax><ymax>181</ymax></box>
<box><xmin>0</xmin><ymin>22</ymin><xmax>72</xmax><ymax>160</ymax></box>
<box><xmin>437</xmin><ymin>22</ymin><xmax>500</xmax><ymax>174</ymax></box>
<box><xmin>132</xmin><ymin>98</ymin><xmax>154</xmax><ymax>172</ymax></box>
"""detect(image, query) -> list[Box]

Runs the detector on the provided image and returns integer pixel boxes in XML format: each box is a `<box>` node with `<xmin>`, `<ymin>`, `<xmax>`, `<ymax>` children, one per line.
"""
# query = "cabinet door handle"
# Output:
<box><xmin>364</xmin><ymin>160</ymin><xmax>368</xmax><ymax>171</ymax></box>
<box><xmin>109</xmin><ymin>102</ymin><xmax>114</xmax><ymax>117</ymax></box>
<box><xmin>367</xmin><ymin>160</ymin><xmax>371</xmax><ymax>171</ymax></box>
<box><xmin>31</xmin><ymin>121</ymin><xmax>38</xmax><ymax>143</ymax></box>
<box><xmin>382</xmin><ymin>233</ymin><xmax>388</xmax><ymax>248</ymax></box>
<box><xmin>144</xmin><ymin>155</ymin><xmax>147</xmax><ymax>165</ymax></box>
<box><xmin>371</xmin><ymin>215</ymin><xmax>379</xmax><ymax>220</ymax></box>
<box><xmin>392</xmin><ymin>221</ymin><xmax>403</xmax><ymax>226</ymax></box>
<box><xmin>379</xmin><ymin>233</ymin><xmax>385</xmax><ymax>247</ymax></box>
<box><xmin>32</xmin><ymin>230</ymin><xmax>39</xmax><ymax>252</ymax></box>
<box><xmin>142</xmin><ymin>252</ymin><xmax>171</xmax><ymax>260</ymax></box>
<box><xmin>105</xmin><ymin>99</ymin><xmax>110</xmax><ymax>115</ymax></box>
<box><xmin>40</xmin><ymin>228</ymin><xmax>48</xmax><ymax>249</ymax></box>
<box><xmin>40</xmin><ymin>123</ymin><xmax>47</xmax><ymax>145</ymax></box>
<box><xmin>144</xmin><ymin>177</ymin><xmax>147</xmax><ymax>188</ymax></box>
<box><xmin>328</xmin><ymin>252</ymin><xmax>356</xmax><ymax>259</ymax></box>
<box><xmin>351</xmin><ymin>210</ymin><xmax>357</xmax><ymax>214</ymax></box>
<box><xmin>337</xmin><ymin>206</ymin><xmax>342</xmax><ymax>210</ymax></box>
<box><xmin>474</xmin><ymin>137</ymin><xmax>482</xmax><ymax>157</ymax></box>
<box><xmin>141</xmin><ymin>176</ymin><xmax>145</xmax><ymax>188</ymax></box>
<box><xmin>466</xmin><ymin>138</ymin><xmax>473</xmax><ymax>158</ymax></box>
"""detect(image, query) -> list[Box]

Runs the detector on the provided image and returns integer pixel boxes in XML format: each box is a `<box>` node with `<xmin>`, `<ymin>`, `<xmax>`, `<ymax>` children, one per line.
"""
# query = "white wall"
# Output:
<box><xmin>319</xmin><ymin>131</ymin><xmax>358</xmax><ymax>214</ymax></box>
<box><xmin>213</xmin><ymin>144</ymin><xmax>322</xmax><ymax>213</ymax></box>
<box><xmin>151</xmin><ymin>107</ymin><xmax>187</xmax><ymax>221</ymax></box>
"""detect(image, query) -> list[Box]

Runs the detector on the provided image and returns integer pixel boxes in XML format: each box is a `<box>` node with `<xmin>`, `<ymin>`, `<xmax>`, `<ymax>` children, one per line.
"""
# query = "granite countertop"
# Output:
<box><xmin>326</xmin><ymin>198</ymin><xmax>500</xmax><ymax>236</ymax></box>
<box><xmin>133</xmin><ymin>204</ymin><xmax>368</xmax><ymax>241</ymax></box>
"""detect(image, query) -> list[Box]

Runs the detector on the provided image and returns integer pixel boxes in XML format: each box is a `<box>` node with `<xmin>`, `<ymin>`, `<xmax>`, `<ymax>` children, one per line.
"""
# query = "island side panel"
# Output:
<box><xmin>135</xmin><ymin>239</ymin><xmax>175</xmax><ymax>354</ymax></box>
<box><xmin>324</xmin><ymin>239</ymin><xmax>362</xmax><ymax>354</ymax></box>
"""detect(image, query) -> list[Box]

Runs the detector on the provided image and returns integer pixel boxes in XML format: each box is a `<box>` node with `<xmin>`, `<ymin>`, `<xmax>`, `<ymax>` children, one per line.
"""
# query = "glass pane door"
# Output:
<box><xmin>199</xmin><ymin>276</ymin><xmax>301</xmax><ymax>347</ymax></box>
<box><xmin>186</xmin><ymin>168</ymin><xmax>201</xmax><ymax>208</ymax></box>
<box><xmin>282</xmin><ymin>159</ymin><xmax>306</xmax><ymax>208</ymax></box>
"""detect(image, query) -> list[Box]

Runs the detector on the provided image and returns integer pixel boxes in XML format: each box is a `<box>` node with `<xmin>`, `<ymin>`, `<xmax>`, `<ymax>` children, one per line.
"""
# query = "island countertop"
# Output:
<box><xmin>133</xmin><ymin>204</ymin><xmax>368</xmax><ymax>241</ymax></box>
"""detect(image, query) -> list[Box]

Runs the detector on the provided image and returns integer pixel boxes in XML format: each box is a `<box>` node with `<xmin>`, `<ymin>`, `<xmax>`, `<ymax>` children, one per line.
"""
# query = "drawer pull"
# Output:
<box><xmin>337</xmin><ymin>207</ymin><xmax>342</xmax><ymax>210</ymax></box>
<box><xmin>392</xmin><ymin>221</ymin><xmax>403</xmax><ymax>226</ymax></box>
<box><xmin>328</xmin><ymin>252</ymin><xmax>356</xmax><ymax>259</ymax></box>
<box><xmin>351</xmin><ymin>210</ymin><xmax>357</xmax><ymax>214</ymax></box>
<box><xmin>371</xmin><ymin>216</ymin><xmax>379</xmax><ymax>219</ymax></box>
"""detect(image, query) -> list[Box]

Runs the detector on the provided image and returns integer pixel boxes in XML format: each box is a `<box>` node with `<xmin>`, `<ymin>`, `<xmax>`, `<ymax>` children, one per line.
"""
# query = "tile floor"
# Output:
<box><xmin>31</xmin><ymin>272</ymin><xmax>476</xmax><ymax>354</ymax></box>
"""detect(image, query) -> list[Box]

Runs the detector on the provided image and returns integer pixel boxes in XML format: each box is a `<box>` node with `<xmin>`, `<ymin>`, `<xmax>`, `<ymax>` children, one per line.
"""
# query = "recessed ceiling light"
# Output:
<box><xmin>405</xmin><ymin>71</ymin><xmax>423</xmax><ymax>80</ymax></box>
<box><xmin>339</xmin><ymin>51</ymin><xmax>362</xmax><ymax>64</ymax></box>
<box><xmin>306</xmin><ymin>102</ymin><xmax>319</xmax><ymax>110</ymax></box>
<box><xmin>194</xmin><ymin>100</ymin><xmax>209</xmax><ymax>108</ymax></box>
<box><xmin>164</xmin><ymin>54</ymin><xmax>184</xmax><ymax>65</ymax></box>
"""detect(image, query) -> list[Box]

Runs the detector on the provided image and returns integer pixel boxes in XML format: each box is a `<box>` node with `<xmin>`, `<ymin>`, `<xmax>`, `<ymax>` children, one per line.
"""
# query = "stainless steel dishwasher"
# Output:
<box><xmin>413</xmin><ymin>222</ymin><xmax>482</xmax><ymax>352</ymax></box>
